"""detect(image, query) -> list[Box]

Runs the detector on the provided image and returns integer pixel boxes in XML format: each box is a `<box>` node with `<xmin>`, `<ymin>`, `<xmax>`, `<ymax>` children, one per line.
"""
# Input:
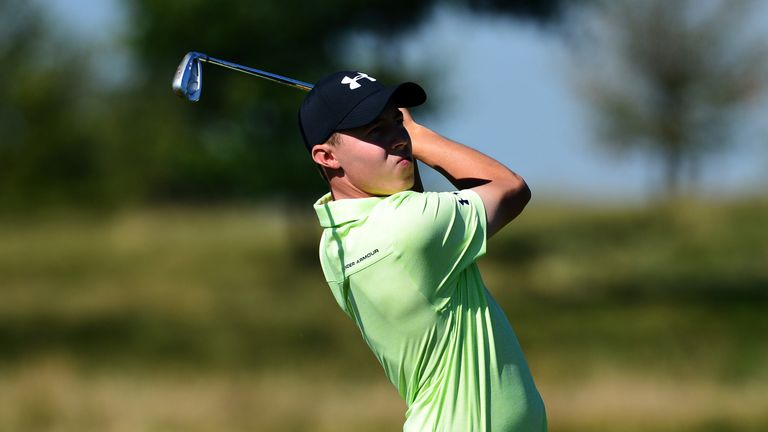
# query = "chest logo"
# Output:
<box><xmin>344</xmin><ymin>248</ymin><xmax>380</xmax><ymax>270</ymax></box>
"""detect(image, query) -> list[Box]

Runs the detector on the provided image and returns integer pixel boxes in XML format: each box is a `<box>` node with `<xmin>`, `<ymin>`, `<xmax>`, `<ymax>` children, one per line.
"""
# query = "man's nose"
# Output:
<box><xmin>389</xmin><ymin>127</ymin><xmax>410</xmax><ymax>151</ymax></box>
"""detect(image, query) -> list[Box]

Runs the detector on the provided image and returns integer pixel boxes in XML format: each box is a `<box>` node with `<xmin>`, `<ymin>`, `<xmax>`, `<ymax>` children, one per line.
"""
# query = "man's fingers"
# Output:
<box><xmin>399</xmin><ymin>107</ymin><xmax>414</xmax><ymax>125</ymax></box>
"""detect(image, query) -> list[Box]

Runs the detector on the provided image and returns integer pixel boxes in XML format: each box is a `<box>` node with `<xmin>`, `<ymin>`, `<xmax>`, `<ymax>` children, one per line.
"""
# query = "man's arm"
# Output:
<box><xmin>403</xmin><ymin>109</ymin><xmax>531</xmax><ymax>238</ymax></box>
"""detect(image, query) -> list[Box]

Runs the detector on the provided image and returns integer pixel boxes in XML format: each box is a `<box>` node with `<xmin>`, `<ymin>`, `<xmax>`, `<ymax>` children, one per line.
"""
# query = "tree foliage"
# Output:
<box><xmin>0</xmin><ymin>0</ymin><xmax>107</xmax><ymax>207</ymax></box>
<box><xmin>121</xmin><ymin>0</ymin><xmax>571</xmax><ymax>203</ymax></box>
<box><xmin>571</xmin><ymin>0</ymin><xmax>767</xmax><ymax>196</ymax></box>
<box><xmin>0</xmin><ymin>0</ymin><xmax>570</xmax><ymax>209</ymax></box>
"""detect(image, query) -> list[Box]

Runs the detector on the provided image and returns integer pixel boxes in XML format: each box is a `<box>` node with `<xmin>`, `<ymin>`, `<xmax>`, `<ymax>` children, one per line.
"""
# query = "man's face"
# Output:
<box><xmin>332</xmin><ymin>103</ymin><xmax>415</xmax><ymax>196</ymax></box>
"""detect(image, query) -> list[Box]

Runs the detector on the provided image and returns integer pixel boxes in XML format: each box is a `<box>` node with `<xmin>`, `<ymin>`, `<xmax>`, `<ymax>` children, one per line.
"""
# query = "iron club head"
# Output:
<box><xmin>172</xmin><ymin>52</ymin><xmax>204</xmax><ymax>102</ymax></box>
<box><xmin>172</xmin><ymin>51</ymin><xmax>313</xmax><ymax>102</ymax></box>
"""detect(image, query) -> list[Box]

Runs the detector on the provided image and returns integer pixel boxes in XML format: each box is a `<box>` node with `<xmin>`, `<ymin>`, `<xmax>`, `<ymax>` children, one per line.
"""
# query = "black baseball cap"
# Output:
<box><xmin>298</xmin><ymin>71</ymin><xmax>427</xmax><ymax>150</ymax></box>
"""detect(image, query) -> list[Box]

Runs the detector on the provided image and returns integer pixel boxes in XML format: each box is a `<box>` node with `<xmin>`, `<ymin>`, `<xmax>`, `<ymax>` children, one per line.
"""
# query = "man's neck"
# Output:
<box><xmin>328</xmin><ymin>177</ymin><xmax>376</xmax><ymax>201</ymax></box>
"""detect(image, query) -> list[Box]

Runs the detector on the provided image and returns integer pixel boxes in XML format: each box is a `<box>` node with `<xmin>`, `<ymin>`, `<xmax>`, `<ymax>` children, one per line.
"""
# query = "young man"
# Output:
<box><xmin>299</xmin><ymin>71</ymin><xmax>547</xmax><ymax>431</ymax></box>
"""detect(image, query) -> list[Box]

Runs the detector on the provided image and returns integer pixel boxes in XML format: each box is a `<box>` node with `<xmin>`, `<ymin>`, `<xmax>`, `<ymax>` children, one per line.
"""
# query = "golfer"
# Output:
<box><xmin>299</xmin><ymin>71</ymin><xmax>547</xmax><ymax>431</ymax></box>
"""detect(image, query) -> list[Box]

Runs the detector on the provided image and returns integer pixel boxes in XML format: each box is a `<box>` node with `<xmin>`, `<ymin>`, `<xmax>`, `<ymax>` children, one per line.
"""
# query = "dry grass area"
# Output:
<box><xmin>540</xmin><ymin>375</ymin><xmax>768</xmax><ymax>431</ymax></box>
<box><xmin>0</xmin><ymin>201</ymin><xmax>766</xmax><ymax>431</ymax></box>
<box><xmin>1</xmin><ymin>359</ymin><xmax>766</xmax><ymax>432</ymax></box>
<box><xmin>0</xmin><ymin>358</ymin><xmax>403</xmax><ymax>432</ymax></box>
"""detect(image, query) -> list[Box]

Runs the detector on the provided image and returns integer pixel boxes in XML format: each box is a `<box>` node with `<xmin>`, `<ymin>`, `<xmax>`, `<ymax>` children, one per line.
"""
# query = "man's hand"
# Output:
<box><xmin>401</xmin><ymin>107</ymin><xmax>420</xmax><ymax>136</ymax></box>
<box><xmin>400</xmin><ymin>108</ymin><xmax>531</xmax><ymax>238</ymax></box>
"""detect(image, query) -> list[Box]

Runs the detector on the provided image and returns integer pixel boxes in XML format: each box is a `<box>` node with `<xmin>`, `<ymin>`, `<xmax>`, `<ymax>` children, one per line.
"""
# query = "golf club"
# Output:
<box><xmin>172</xmin><ymin>51</ymin><xmax>313</xmax><ymax>101</ymax></box>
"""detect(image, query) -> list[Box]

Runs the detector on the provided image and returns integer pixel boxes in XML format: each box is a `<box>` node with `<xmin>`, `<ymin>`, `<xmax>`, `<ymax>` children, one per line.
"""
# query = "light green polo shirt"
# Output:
<box><xmin>314</xmin><ymin>190</ymin><xmax>547</xmax><ymax>431</ymax></box>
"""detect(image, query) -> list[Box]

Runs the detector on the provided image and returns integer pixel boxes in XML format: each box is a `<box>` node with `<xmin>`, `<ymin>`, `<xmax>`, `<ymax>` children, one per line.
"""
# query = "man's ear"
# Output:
<box><xmin>311</xmin><ymin>143</ymin><xmax>341</xmax><ymax>170</ymax></box>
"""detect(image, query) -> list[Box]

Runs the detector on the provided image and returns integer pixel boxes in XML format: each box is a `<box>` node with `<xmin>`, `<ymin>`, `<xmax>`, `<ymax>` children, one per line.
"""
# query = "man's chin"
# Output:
<box><xmin>373</xmin><ymin>184</ymin><xmax>414</xmax><ymax>197</ymax></box>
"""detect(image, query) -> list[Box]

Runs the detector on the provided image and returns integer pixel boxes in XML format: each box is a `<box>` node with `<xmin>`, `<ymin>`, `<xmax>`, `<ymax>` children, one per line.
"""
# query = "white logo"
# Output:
<box><xmin>341</xmin><ymin>73</ymin><xmax>376</xmax><ymax>90</ymax></box>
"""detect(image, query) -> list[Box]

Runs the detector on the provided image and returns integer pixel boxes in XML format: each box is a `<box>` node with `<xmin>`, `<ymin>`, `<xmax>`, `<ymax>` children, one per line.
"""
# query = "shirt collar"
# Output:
<box><xmin>313</xmin><ymin>193</ymin><xmax>383</xmax><ymax>228</ymax></box>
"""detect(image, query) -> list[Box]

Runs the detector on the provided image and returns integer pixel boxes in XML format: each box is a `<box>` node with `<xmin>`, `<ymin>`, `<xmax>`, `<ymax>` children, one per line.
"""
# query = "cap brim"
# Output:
<box><xmin>336</xmin><ymin>82</ymin><xmax>426</xmax><ymax>130</ymax></box>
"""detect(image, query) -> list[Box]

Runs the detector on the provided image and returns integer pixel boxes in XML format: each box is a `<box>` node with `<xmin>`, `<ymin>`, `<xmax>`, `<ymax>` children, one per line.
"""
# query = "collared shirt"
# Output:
<box><xmin>314</xmin><ymin>190</ymin><xmax>547</xmax><ymax>431</ymax></box>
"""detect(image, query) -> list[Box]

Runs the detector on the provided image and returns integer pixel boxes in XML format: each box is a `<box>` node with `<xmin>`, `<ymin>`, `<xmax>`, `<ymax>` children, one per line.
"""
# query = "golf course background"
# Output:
<box><xmin>2</xmin><ymin>0</ymin><xmax>767</xmax><ymax>430</ymax></box>
<box><xmin>1</xmin><ymin>199</ymin><xmax>766</xmax><ymax>431</ymax></box>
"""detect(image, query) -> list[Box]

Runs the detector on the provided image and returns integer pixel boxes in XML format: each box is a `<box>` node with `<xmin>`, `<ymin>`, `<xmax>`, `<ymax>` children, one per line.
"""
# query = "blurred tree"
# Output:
<box><xmin>0</xmin><ymin>0</ymin><xmax>575</xmax><ymax>210</ymax></box>
<box><xmin>118</xmin><ymin>0</ymin><xmax>574</xmax><ymax>203</ymax></box>
<box><xmin>571</xmin><ymin>0</ymin><xmax>766</xmax><ymax>197</ymax></box>
<box><xmin>0</xmin><ymin>0</ymin><xmax>123</xmax><ymax>209</ymax></box>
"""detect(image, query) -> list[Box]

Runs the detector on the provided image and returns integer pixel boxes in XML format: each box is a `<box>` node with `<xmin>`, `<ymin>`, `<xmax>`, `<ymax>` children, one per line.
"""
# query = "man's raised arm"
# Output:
<box><xmin>403</xmin><ymin>108</ymin><xmax>531</xmax><ymax>238</ymax></box>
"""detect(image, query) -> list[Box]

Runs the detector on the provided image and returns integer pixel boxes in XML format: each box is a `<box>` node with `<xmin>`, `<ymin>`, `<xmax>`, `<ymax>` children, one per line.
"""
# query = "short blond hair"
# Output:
<box><xmin>327</xmin><ymin>132</ymin><xmax>341</xmax><ymax>146</ymax></box>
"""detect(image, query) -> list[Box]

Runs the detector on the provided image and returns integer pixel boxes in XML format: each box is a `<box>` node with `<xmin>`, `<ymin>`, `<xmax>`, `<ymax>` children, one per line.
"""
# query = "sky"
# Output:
<box><xmin>391</xmin><ymin>7</ymin><xmax>768</xmax><ymax>201</ymax></box>
<box><xmin>37</xmin><ymin>0</ymin><xmax>768</xmax><ymax>203</ymax></box>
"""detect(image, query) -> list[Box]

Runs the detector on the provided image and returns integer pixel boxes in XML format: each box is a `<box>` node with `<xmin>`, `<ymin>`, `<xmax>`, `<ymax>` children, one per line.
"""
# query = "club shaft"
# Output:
<box><xmin>199</xmin><ymin>54</ymin><xmax>313</xmax><ymax>92</ymax></box>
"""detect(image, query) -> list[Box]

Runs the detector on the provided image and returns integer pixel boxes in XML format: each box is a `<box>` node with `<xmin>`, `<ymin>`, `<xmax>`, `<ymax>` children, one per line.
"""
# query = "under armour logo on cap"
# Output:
<box><xmin>299</xmin><ymin>70</ymin><xmax>426</xmax><ymax>150</ymax></box>
<box><xmin>341</xmin><ymin>73</ymin><xmax>377</xmax><ymax>90</ymax></box>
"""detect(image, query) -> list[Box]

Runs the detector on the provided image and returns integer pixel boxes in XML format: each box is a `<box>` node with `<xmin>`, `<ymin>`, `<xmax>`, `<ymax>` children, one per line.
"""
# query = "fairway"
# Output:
<box><xmin>1</xmin><ymin>201</ymin><xmax>766</xmax><ymax>431</ymax></box>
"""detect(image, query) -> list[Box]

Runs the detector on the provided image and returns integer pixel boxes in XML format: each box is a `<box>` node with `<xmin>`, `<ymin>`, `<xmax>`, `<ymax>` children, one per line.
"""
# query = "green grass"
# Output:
<box><xmin>0</xmin><ymin>200</ymin><xmax>766</xmax><ymax>431</ymax></box>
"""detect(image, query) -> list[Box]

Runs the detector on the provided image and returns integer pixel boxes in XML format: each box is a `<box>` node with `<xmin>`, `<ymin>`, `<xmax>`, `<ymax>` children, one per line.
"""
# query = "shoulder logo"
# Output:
<box><xmin>341</xmin><ymin>73</ymin><xmax>376</xmax><ymax>90</ymax></box>
<box><xmin>452</xmin><ymin>192</ymin><xmax>469</xmax><ymax>205</ymax></box>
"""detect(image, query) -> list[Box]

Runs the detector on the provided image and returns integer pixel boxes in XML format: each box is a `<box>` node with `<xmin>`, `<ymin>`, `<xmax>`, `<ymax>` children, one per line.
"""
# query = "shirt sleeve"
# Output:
<box><xmin>387</xmin><ymin>190</ymin><xmax>487</xmax><ymax>301</ymax></box>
